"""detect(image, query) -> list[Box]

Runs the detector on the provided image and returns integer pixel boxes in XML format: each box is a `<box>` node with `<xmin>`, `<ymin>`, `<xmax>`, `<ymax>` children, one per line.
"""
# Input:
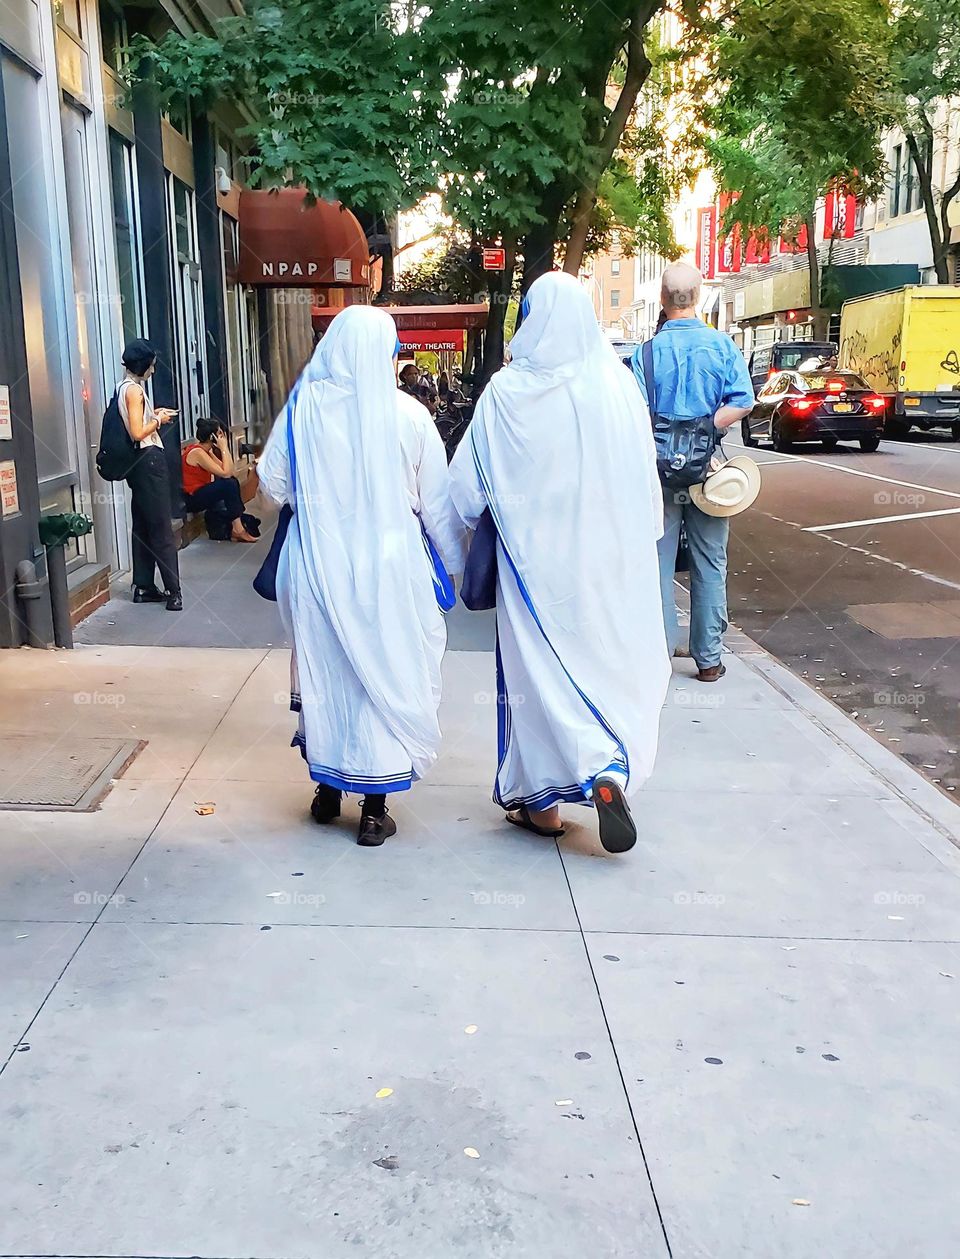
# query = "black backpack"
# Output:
<box><xmin>641</xmin><ymin>338</ymin><xmax>718</xmax><ymax>490</ymax></box>
<box><xmin>96</xmin><ymin>390</ymin><xmax>141</xmax><ymax>482</ymax></box>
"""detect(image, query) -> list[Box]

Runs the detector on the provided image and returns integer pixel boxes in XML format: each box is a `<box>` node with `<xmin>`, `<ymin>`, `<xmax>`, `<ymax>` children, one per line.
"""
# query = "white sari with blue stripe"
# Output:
<box><xmin>450</xmin><ymin>272</ymin><xmax>669</xmax><ymax>812</ymax></box>
<box><xmin>258</xmin><ymin>307</ymin><xmax>465</xmax><ymax>795</ymax></box>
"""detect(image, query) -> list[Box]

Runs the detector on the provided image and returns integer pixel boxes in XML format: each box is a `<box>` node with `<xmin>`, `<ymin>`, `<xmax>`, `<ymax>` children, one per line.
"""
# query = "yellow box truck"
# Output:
<box><xmin>838</xmin><ymin>286</ymin><xmax>960</xmax><ymax>437</ymax></box>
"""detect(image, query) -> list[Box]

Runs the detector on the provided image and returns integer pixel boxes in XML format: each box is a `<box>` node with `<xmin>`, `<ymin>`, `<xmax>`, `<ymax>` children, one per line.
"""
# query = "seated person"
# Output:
<box><xmin>181</xmin><ymin>418</ymin><xmax>258</xmax><ymax>543</ymax></box>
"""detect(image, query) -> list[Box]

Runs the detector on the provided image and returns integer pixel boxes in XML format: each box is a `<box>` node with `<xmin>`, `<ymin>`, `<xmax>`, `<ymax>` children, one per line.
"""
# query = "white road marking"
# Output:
<box><xmin>804</xmin><ymin>507</ymin><xmax>960</xmax><ymax>532</ymax></box>
<box><xmin>812</xmin><ymin>534</ymin><xmax>960</xmax><ymax>593</ymax></box>
<box><xmin>743</xmin><ymin>446</ymin><xmax>960</xmax><ymax>500</ymax></box>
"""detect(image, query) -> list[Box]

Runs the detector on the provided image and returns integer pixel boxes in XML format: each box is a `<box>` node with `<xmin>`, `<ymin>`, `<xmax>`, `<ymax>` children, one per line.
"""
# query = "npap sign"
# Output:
<box><xmin>256</xmin><ymin>259</ymin><xmax>354</xmax><ymax>281</ymax></box>
<box><xmin>237</xmin><ymin>188</ymin><xmax>370</xmax><ymax>288</ymax></box>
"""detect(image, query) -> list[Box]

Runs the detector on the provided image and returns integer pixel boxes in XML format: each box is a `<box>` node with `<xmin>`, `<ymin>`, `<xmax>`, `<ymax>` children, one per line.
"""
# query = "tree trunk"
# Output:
<box><xmin>906</xmin><ymin>129</ymin><xmax>950</xmax><ymax>284</ymax></box>
<box><xmin>804</xmin><ymin>211</ymin><xmax>830</xmax><ymax>339</ymax></box>
<box><xmin>478</xmin><ymin>239</ymin><xmax>517</xmax><ymax>391</ymax></box>
<box><xmin>562</xmin><ymin>7</ymin><xmax>652</xmax><ymax>277</ymax></box>
<box><xmin>520</xmin><ymin>210</ymin><xmax>563</xmax><ymax>296</ymax></box>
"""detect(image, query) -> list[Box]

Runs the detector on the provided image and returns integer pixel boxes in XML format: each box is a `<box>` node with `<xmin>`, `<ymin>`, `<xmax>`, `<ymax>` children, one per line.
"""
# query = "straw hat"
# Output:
<box><xmin>689</xmin><ymin>455</ymin><xmax>761</xmax><ymax>518</ymax></box>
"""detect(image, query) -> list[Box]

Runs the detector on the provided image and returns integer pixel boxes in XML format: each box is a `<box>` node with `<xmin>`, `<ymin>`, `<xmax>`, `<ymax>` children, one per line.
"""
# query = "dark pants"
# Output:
<box><xmin>126</xmin><ymin>448</ymin><xmax>180</xmax><ymax>595</ymax></box>
<box><xmin>184</xmin><ymin>475</ymin><xmax>245</xmax><ymax>522</ymax></box>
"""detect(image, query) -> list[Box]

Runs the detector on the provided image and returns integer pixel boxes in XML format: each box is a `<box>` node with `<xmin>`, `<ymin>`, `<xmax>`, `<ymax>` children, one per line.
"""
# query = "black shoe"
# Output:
<box><xmin>133</xmin><ymin>586</ymin><xmax>165</xmax><ymax>604</ymax></box>
<box><xmin>593</xmin><ymin>777</ymin><xmax>637</xmax><ymax>853</ymax></box>
<box><xmin>357</xmin><ymin>811</ymin><xmax>397</xmax><ymax>847</ymax></box>
<box><xmin>165</xmin><ymin>592</ymin><xmax>183</xmax><ymax>612</ymax></box>
<box><xmin>310</xmin><ymin>784</ymin><xmax>342</xmax><ymax>825</ymax></box>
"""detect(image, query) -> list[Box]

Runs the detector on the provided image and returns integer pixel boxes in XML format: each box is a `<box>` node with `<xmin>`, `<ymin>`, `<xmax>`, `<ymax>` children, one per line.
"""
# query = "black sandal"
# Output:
<box><xmin>506</xmin><ymin>804</ymin><xmax>565</xmax><ymax>839</ymax></box>
<box><xmin>593</xmin><ymin>777</ymin><xmax>637</xmax><ymax>853</ymax></box>
<box><xmin>310</xmin><ymin>784</ymin><xmax>342</xmax><ymax>825</ymax></box>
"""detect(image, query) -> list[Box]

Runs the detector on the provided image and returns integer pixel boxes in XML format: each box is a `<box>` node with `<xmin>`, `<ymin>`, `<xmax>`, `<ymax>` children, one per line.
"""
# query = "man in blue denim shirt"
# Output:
<box><xmin>631</xmin><ymin>263</ymin><xmax>754</xmax><ymax>681</ymax></box>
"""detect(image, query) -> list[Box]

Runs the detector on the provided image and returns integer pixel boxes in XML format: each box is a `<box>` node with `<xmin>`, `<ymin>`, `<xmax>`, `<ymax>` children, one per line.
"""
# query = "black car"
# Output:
<box><xmin>747</xmin><ymin>341</ymin><xmax>837</xmax><ymax>394</ymax></box>
<box><xmin>742</xmin><ymin>369</ymin><xmax>886</xmax><ymax>452</ymax></box>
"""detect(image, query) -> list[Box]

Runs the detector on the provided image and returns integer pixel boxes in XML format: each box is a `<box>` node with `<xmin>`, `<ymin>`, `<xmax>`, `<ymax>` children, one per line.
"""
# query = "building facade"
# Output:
<box><xmin>0</xmin><ymin>0</ymin><xmax>316</xmax><ymax>647</ymax></box>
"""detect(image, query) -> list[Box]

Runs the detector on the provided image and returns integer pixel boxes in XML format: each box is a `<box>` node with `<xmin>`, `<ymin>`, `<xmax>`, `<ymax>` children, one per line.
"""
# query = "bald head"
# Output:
<box><xmin>661</xmin><ymin>262</ymin><xmax>702</xmax><ymax>316</ymax></box>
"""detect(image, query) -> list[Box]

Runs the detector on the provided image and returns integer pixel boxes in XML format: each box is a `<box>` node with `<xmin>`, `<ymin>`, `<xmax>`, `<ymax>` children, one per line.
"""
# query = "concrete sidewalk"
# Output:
<box><xmin>2</xmin><ymin>546</ymin><xmax>960</xmax><ymax>1256</ymax></box>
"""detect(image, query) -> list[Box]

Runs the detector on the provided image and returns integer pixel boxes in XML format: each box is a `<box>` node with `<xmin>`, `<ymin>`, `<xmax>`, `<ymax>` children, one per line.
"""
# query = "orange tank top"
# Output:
<box><xmin>182</xmin><ymin>444</ymin><xmax>214</xmax><ymax>496</ymax></box>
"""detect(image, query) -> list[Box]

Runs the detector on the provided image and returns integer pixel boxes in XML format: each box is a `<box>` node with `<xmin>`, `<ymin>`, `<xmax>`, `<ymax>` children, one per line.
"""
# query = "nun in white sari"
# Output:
<box><xmin>449</xmin><ymin>272</ymin><xmax>669</xmax><ymax>853</ymax></box>
<box><xmin>258</xmin><ymin>306</ymin><xmax>465</xmax><ymax>846</ymax></box>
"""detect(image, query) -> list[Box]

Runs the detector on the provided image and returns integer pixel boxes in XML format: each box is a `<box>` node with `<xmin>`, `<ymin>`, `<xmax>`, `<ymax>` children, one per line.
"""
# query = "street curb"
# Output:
<box><xmin>674</xmin><ymin>580</ymin><xmax>960</xmax><ymax>852</ymax></box>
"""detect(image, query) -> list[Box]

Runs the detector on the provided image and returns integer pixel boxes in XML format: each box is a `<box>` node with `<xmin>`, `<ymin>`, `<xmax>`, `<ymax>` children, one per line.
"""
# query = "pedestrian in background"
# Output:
<box><xmin>257</xmin><ymin>306</ymin><xmax>465</xmax><ymax>846</ymax></box>
<box><xmin>118</xmin><ymin>339</ymin><xmax>182</xmax><ymax>611</ymax></box>
<box><xmin>632</xmin><ymin>263</ymin><xmax>754</xmax><ymax>681</ymax></box>
<box><xmin>450</xmin><ymin>271</ymin><xmax>669</xmax><ymax>853</ymax></box>
<box><xmin>182</xmin><ymin>418</ymin><xmax>258</xmax><ymax>543</ymax></box>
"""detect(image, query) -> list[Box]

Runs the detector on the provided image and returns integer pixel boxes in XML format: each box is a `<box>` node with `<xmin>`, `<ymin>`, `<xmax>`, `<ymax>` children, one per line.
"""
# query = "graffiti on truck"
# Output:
<box><xmin>841</xmin><ymin>329</ymin><xmax>900</xmax><ymax>391</ymax></box>
<box><xmin>940</xmin><ymin>349</ymin><xmax>960</xmax><ymax>374</ymax></box>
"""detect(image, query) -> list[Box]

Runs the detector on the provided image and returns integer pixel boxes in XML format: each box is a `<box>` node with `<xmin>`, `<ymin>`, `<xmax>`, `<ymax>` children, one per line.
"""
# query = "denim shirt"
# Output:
<box><xmin>631</xmin><ymin>319</ymin><xmax>754</xmax><ymax>418</ymax></box>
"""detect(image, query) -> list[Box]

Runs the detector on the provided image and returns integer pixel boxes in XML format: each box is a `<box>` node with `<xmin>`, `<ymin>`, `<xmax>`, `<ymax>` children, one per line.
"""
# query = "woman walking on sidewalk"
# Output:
<box><xmin>257</xmin><ymin>306</ymin><xmax>465</xmax><ymax>846</ymax></box>
<box><xmin>450</xmin><ymin>272</ymin><xmax>669</xmax><ymax>852</ymax></box>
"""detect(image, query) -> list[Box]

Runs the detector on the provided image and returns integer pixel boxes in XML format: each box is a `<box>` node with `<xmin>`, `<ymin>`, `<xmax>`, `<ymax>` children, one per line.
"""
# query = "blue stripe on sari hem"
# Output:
<box><xmin>495</xmin><ymin>784</ymin><xmax>589</xmax><ymax>811</ymax></box>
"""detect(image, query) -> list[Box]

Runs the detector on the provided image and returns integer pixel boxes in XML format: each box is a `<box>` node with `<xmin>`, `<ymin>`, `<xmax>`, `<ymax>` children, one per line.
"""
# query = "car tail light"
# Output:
<box><xmin>768</xmin><ymin>368</ymin><xmax>777</xmax><ymax>379</ymax></box>
<box><xmin>827</xmin><ymin>380</ymin><xmax>844</xmax><ymax>393</ymax></box>
<box><xmin>791</xmin><ymin>398</ymin><xmax>815</xmax><ymax>412</ymax></box>
<box><xmin>865</xmin><ymin>396</ymin><xmax>886</xmax><ymax>411</ymax></box>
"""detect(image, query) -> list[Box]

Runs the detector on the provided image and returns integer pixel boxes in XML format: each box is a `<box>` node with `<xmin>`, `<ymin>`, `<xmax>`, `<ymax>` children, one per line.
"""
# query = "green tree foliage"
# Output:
<box><xmin>129</xmin><ymin>0</ymin><xmax>442</xmax><ymax>214</ymax></box>
<box><xmin>886</xmin><ymin>0</ymin><xmax>960</xmax><ymax>280</ymax></box>
<box><xmin>700</xmin><ymin>0</ymin><xmax>893</xmax><ymax>327</ymax></box>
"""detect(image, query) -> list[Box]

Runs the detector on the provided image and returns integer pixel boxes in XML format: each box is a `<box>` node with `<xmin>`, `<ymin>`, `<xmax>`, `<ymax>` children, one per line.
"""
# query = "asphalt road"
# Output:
<box><xmin>716</xmin><ymin>427</ymin><xmax>960</xmax><ymax>797</ymax></box>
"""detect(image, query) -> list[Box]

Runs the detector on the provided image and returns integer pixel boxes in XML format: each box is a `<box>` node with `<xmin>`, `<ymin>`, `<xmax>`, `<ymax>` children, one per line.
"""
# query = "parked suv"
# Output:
<box><xmin>747</xmin><ymin>341</ymin><xmax>838</xmax><ymax>394</ymax></box>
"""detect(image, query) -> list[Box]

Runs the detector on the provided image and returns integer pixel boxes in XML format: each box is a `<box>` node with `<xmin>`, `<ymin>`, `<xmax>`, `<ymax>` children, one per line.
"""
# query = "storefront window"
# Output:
<box><xmin>108</xmin><ymin>131</ymin><xmax>144</xmax><ymax>344</ymax></box>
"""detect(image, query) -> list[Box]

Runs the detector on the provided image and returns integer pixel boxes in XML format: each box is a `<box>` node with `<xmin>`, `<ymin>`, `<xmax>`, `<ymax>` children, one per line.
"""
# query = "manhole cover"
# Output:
<box><xmin>0</xmin><ymin>737</ymin><xmax>143</xmax><ymax>811</ymax></box>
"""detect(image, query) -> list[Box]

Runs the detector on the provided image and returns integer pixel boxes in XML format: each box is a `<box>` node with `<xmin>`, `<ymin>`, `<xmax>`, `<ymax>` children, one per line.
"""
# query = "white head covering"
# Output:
<box><xmin>508</xmin><ymin>270</ymin><xmax>621</xmax><ymax>379</ymax></box>
<box><xmin>450</xmin><ymin>270</ymin><xmax>669</xmax><ymax>795</ymax></box>
<box><xmin>286</xmin><ymin>305</ymin><xmax>441</xmax><ymax>778</ymax></box>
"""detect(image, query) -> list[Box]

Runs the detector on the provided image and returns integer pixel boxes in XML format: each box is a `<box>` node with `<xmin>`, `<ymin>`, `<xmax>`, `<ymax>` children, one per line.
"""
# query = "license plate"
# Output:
<box><xmin>904</xmin><ymin>397</ymin><xmax>920</xmax><ymax>406</ymax></box>
<box><xmin>833</xmin><ymin>402</ymin><xmax>853</xmax><ymax>413</ymax></box>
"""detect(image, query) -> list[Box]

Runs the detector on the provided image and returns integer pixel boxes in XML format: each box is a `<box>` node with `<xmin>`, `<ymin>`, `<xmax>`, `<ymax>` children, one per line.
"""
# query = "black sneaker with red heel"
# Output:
<box><xmin>593</xmin><ymin>777</ymin><xmax>637</xmax><ymax>853</ymax></box>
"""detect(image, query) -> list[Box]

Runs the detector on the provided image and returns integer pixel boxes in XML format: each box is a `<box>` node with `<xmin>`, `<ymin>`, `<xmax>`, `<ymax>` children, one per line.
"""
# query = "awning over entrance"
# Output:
<box><xmin>312</xmin><ymin>303</ymin><xmax>488</xmax><ymax>332</ymax></box>
<box><xmin>238</xmin><ymin>189</ymin><xmax>370</xmax><ymax>287</ymax></box>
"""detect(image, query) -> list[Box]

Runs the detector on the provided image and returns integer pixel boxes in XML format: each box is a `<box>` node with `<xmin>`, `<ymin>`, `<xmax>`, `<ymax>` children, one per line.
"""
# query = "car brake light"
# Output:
<box><xmin>866</xmin><ymin>396</ymin><xmax>886</xmax><ymax>411</ymax></box>
<box><xmin>827</xmin><ymin>380</ymin><xmax>844</xmax><ymax>393</ymax></box>
<box><xmin>768</xmin><ymin>368</ymin><xmax>777</xmax><ymax>379</ymax></box>
<box><xmin>791</xmin><ymin>398</ymin><xmax>814</xmax><ymax>412</ymax></box>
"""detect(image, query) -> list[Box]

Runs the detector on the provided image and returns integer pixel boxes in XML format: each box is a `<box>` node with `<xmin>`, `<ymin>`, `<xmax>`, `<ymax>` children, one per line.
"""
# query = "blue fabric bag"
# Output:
<box><xmin>460</xmin><ymin>508</ymin><xmax>498</xmax><ymax>611</ymax></box>
<box><xmin>252</xmin><ymin>405</ymin><xmax>297</xmax><ymax>602</ymax></box>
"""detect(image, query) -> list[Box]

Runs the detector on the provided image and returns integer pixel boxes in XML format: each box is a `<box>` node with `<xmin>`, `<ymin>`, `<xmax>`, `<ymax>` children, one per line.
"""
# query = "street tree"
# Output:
<box><xmin>701</xmin><ymin>0</ymin><xmax>893</xmax><ymax>334</ymax></box>
<box><xmin>129</xmin><ymin>0</ymin><xmax>445</xmax><ymax>276</ymax></box>
<box><xmin>886</xmin><ymin>0</ymin><xmax>960</xmax><ymax>283</ymax></box>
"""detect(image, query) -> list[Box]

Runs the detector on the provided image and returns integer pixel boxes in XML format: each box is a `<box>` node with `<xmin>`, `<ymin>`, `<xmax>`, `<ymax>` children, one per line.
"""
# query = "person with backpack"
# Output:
<box><xmin>631</xmin><ymin>263</ymin><xmax>754</xmax><ymax>682</ymax></box>
<box><xmin>115</xmin><ymin>339</ymin><xmax>182</xmax><ymax>611</ymax></box>
<box><xmin>449</xmin><ymin>271</ymin><xmax>668</xmax><ymax>853</ymax></box>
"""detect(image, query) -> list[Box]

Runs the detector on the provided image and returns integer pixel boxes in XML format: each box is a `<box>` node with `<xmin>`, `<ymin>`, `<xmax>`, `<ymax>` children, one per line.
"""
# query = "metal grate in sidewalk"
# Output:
<box><xmin>0</xmin><ymin>736</ymin><xmax>143</xmax><ymax>811</ymax></box>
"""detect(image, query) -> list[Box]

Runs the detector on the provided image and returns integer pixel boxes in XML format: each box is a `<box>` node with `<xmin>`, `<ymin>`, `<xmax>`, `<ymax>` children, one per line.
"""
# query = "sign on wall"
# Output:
<box><xmin>0</xmin><ymin>387</ymin><xmax>10</xmax><ymax>441</ymax></box>
<box><xmin>696</xmin><ymin>207</ymin><xmax>717</xmax><ymax>279</ymax></box>
<box><xmin>0</xmin><ymin>460</ymin><xmax>19</xmax><ymax>517</ymax></box>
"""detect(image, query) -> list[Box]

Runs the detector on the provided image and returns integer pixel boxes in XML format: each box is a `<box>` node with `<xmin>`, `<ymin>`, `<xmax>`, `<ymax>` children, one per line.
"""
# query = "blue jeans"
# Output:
<box><xmin>657</xmin><ymin>489</ymin><xmax>729</xmax><ymax>668</ymax></box>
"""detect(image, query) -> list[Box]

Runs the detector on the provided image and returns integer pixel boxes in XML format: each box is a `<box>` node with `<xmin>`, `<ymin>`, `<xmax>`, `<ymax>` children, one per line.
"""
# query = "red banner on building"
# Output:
<box><xmin>778</xmin><ymin>223</ymin><xmax>808</xmax><ymax>254</ymax></box>
<box><xmin>824</xmin><ymin>188</ymin><xmax>857</xmax><ymax>239</ymax></box>
<box><xmin>696</xmin><ymin>206</ymin><xmax>717</xmax><ymax>279</ymax></box>
<box><xmin>744</xmin><ymin>230</ymin><xmax>771</xmax><ymax>266</ymax></box>
<box><xmin>716</xmin><ymin>194</ymin><xmax>742</xmax><ymax>273</ymax></box>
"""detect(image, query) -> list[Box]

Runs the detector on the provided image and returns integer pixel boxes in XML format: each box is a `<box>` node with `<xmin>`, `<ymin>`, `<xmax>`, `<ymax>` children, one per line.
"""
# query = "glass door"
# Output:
<box><xmin>167</xmin><ymin>174</ymin><xmax>208</xmax><ymax>439</ymax></box>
